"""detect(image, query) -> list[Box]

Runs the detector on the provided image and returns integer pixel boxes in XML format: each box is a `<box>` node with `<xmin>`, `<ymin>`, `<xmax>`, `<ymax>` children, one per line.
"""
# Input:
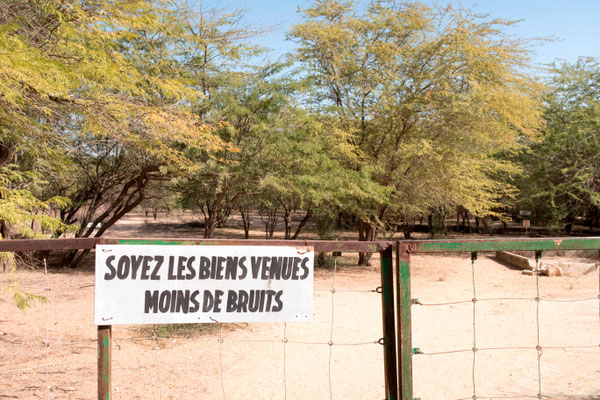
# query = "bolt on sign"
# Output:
<box><xmin>94</xmin><ymin>245</ymin><xmax>314</xmax><ymax>325</ymax></box>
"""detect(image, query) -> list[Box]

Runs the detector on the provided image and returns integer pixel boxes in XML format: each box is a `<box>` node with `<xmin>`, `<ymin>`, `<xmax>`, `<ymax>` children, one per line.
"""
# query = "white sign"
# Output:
<box><xmin>519</xmin><ymin>210</ymin><xmax>532</xmax><ymax>216</ymax></box>
<box><xmin>94</xmin><ymin>245</ymin><xmax>314</xmax><ymax>325</ymax></box>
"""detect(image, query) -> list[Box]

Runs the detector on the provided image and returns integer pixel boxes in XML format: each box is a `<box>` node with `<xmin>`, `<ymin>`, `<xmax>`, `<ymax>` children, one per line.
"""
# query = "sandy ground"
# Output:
<box><xmin>1</xmin><ymin>215</ymin><xmax>599</xmax><ymax>399</ymax></box>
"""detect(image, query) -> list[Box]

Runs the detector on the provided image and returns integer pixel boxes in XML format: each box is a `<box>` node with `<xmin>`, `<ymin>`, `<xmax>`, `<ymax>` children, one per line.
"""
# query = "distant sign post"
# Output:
<box><xmin>522</xmin><ymin>219</ymin><xmax>531</xmax><ymax>236</ymax></box>
<box><xmin>519</xmin><ymin>211</ymin><xmax>532</xmax><ymax>236</ymax></box>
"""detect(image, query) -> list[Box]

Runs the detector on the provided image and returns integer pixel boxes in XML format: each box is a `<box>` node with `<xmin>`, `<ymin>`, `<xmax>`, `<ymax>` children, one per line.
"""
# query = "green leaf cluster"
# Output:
<box><xmin>290</xmin><ymin>0</ymin><xmax>542</xmax><ymax>238</ymax></box>
<box><xmin>518</xmin><ymin>57</ymin><xmax>600</xmax><ymax>230</ymax></box>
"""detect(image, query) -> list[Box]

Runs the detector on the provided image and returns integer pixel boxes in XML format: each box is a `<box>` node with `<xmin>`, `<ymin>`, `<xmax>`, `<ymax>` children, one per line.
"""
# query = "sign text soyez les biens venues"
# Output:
<box><xmin>94</xmin><ymin>245</ymin><xmax>314</xmax><ymax>325</ymax></box>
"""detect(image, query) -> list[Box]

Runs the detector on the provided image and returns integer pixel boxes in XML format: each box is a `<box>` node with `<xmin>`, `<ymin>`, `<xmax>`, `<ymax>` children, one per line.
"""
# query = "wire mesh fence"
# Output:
<box><xmin>3</xmin><ymin>237</ymin><xmax>600</xmax><ymax>400</ymax></box>
<box><xmin>403</xmin><ymin>239</ymin><xmax>600</xmax><ymax>400</ymax></box>
<box><xmin>0</xmin><ymin>242</ymin><xmax>392</xmax><ymax>399</ymax></box>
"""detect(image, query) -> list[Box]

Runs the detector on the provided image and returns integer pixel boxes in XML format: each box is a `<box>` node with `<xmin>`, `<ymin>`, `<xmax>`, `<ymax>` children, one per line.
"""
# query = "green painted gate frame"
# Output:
<box><xmin>395</xmin><ymin>237</ymin><xmax>600</xmax><ymax>400</ymax></box>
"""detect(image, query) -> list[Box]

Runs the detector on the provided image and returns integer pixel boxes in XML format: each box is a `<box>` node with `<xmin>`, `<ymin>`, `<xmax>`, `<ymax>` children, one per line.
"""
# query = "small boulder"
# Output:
<box><xmin>540</xmin><ymin>263</ymin><xmax>563</xmax><ymax>277</ymax></box>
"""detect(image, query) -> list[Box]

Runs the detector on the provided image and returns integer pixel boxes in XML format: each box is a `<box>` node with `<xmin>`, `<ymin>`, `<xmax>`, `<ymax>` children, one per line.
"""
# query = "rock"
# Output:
<box><xmin>583</xmin><ymin>263</ymin><xmax>599</xmax><ymax>275</ymax></box>
<box><xmin>540</xmin><ymin>263</ymin><xmax>563</xmax><ymax>277</ymax></box>
<box><xmin>522</xmin><ymin>270</ymin><xmax>534</xmax><ymax>276</ymax></box>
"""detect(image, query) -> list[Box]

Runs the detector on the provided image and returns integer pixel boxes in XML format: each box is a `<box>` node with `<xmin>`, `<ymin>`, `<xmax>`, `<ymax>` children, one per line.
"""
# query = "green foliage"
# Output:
<box><xmin>0</xmin><ymin>165</ymin><xmax>72</xmax><ymax>239</ymax></box>
<box><xmin>8</xmin><ymin>285</ymin><xmax>47</xmax><ymax>311</ymax></box>
<box><xmin>518</xmin><ymin>57</ymin><xmax>600</xmax><ymax>229</ymax></box>
<box><xmin>1</xmin><ymin>0</ymin><xmax>228</xmax><ymax>256</ymax></box>
<box><xmin>143</xmin><ymin>323</ymin><xmax>221</xmax><ymax>339</ymax></box>
<box><xmin>290</xmin><ymin>0</ymin><xmax>542</xmax><ymax>236</ymax></box>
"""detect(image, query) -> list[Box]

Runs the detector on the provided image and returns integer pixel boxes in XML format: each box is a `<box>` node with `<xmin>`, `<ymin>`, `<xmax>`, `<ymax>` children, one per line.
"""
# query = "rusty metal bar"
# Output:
<box><xmin>99</xmin><ymin>238</ymin><xmax>390</xmax><ymax>253</ymax></box>
<box><xmin>396</xmin><ymin>242</ymin><xmax>413</xmax><ymax>400</ymax></box>
<box><xmin>403</xmin><ymin>237</ymin><xmax>600</xmax><ymax>253</ymax></box>
<box><xmin>0</xmin><ymin>237</ymin><xmax>391</xmax><ymax>253</ymax></box>
<box><xmin>0</xmin><ymin>238</ymin><xmax>98</xmax><ymax>252</ymax></box>
<box><xmin>98</xmin><ymin>325</ymin><xmax>111</xmax><ymax>400</ymax></box>
<box><xmin>379</xmin><ymin>244</ymin><xmax>398</xmax><ymax>399</ymax></box>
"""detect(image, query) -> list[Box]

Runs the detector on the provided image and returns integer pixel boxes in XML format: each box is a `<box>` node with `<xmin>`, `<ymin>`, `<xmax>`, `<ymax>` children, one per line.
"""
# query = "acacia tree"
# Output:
<box><xmin>290</xmin><ymin>0</ymin><xmax>541</xmax><ymax>264</ymax></box>
<box><xmin>174</xmin><ymin>63</ymin><xmax>292</xmax><ymax>238</ymax></box>
<box><xmin>518</xmin><ymin>57</ymin><xmax>600</xmax><ymax>232</ymax></box>
<box><xmin>1</xmin><ymin>0</ymin><xmax>224</xmax><ymax>267</ymax></box>
<box><xmin>258</xmin><ymin>106</ymin><xmax>364</xmax><ymax>240</ymax></box>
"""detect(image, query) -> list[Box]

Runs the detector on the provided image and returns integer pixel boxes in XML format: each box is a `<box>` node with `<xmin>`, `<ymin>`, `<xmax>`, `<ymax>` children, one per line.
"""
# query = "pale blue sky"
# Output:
<box><xmin>200</xmin><ymin>0</ymin><xmax>600</xmax><ymax>67</ymax></box>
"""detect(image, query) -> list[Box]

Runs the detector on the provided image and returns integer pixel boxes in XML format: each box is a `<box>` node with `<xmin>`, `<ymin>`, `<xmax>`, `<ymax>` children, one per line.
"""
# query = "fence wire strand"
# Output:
<box><xmin>283</xmin><ymin>322</ymin><xmax>287</xmax><ymax>400</ymax></box>
<box><xmin>43</xmin><ymin>258</ymin><xmax>50</xmax><ymax>400</ymax></box>
<box><xmin>2</xmin><ymin>250</ymin><xmax>388</xmax><ymax>400</ymax></box>
<box><xmin>412</xmin><ymin>250</ymin><xmax>600</xmax><ymax>400</ymax></box>
<box><xmin>210</xmin><ymin>319</ymin><xmax>226</xmax><ymax>400</ymax></box>
<box><xmin>152</xmin><ymin>333</ymin><xmax>163</xmax><ymax>400</ymax></box>
<box><xmin>535</xmin><ymin>252</ymin><xmax>543</xmax><ymax>399</ymax></box>
<box><xmin>328</xmin><ymin>255</ymin><xmax>338</xmax><ymax>400</ymax></box>
<box><xmin>471</xmin><ymin>252</ymin><xmax>478</xmax><ymax>400</ymax></box>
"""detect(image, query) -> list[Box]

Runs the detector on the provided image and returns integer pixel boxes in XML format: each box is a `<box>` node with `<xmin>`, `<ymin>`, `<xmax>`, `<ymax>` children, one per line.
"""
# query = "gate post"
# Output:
<box><xmin>380</xmin><ymin>244</ymin><xmax>399</xmax><ymax>399</ymax></box>
<box><xmin>396</xmin><ymin>242</ymin><xmax>413</xmax><ymax>400</ymax></box>
<box><xmin>98</xmin><ymin>325</ymin><xmax>112</xmax><ymax>400</ymax></box>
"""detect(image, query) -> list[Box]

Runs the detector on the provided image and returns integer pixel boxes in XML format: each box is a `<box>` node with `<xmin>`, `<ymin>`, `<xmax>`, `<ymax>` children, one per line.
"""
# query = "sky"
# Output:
<box><xmin>199</xmin><ymin>0</ymin><xmax>600</xmax><ymax>67</ymax></box>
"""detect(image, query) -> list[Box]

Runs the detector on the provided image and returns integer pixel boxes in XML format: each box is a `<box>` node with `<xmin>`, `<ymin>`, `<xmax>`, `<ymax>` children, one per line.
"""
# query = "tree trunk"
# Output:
<box><xmin>259</xmin><ymin>206</ymin><xmax>279</xmax><ymax>239</ymax></box>
<box><xmin>466</xmin><ymin>213</ymin><xmax>471</xmax><ymax>234</ymax></box>
<box><xmin>204</xmin><ymin>212</ymin><xmax>216</xmax><ymax>238</ymax></box>
<box><xmin>239</xmin><ymin>207</ymin><xmax>252</xmax><ymax>239</ymax></box>
<box><xmin>358</xmin><ymin>219</ymin><xmax>376</xmax><ymax>266</ymax></box>
<box><xmin>283</xmin><ymin>210</ymin><xmax>292</xmax><ymax>240</ymax></box>
<box><xmin>456</xmin><ymin>206</ymin><xmax>460</xmax><ymax>232</ymax></box>
<box><xmin>1</xmin><ymin>220</ymin><xmax>9</xmax><ymax>272</ymax></box>
<box><xmin>291</xmin><ymin>210</ymin><xmax>312</xmax><ymax>240</ymax></box>
<box><xmin>262</xmin><ymin>211</ymin><xmax>278</xmax><ymax>239</ymax></box>
<box><xmin>267</xmin><ymin>215</ymin><xmax>277</xmax><ymax>239</ymax></box>
<box><xmin>63</xmin><ymin>174</ymin><xmax>150</xmax><ymax>268</ymax></box>
<box><xmin>402</xmin><ymin>222</ymin><xmax>413</xmax><ymax>239</ymax></box>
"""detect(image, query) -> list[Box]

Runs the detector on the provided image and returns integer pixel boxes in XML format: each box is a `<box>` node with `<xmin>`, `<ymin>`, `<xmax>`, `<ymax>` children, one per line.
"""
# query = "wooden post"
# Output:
<box><xmin>380</xmin><ymin>245</ymin><xmax>399</xmax><ymax>399</ymax></box>
<box><xmin>98</xmin><ymin>325</ymin><xmax>112</xmax><ymax>400</ymax></box>
<box><xmin>396</xmin><ymin>242</ymin><xmax>413</xmax><ymax>400</ymax></box>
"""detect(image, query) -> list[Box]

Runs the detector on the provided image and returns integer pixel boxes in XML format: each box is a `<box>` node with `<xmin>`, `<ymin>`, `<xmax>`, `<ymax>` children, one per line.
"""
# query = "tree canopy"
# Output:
<box><xmin>0</xmin><ymin>0</ymin><xmax>597</xmax><ymax>269</ymax></box>
<box><xmin>518</xmin><ymin>57</ymin><xmax>600</xmax><ymax>231</ymax></box>
<box><xmin>290</xmin><ymin>0</ymin><xmax>542</xmax><ymax>261</ymax></box>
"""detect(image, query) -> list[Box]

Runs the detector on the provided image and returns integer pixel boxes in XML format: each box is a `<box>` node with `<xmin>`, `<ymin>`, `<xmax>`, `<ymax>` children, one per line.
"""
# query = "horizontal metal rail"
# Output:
<box><xmin>98</xmin><ymin>238</ymin><xmax>391</xmax><ymax>253</ymax></box>
<box><xmin>402</xmin><ymin>237</ymin><xmax>600</xmax><ymax>253</ymax></box>
<box><xmin>3</xmin><ymin>237</ymin><xmax>599</xmax><ymax>254</ymax></box>
<box><xmin>0</xmin><ymin>237</ymin><xmax>390</xmax><ymax>253</ymax></box>
<box><xmin>0</xmin><ymin>238</ymin><xmax>97</xmax><ymax>252</ymax></box>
